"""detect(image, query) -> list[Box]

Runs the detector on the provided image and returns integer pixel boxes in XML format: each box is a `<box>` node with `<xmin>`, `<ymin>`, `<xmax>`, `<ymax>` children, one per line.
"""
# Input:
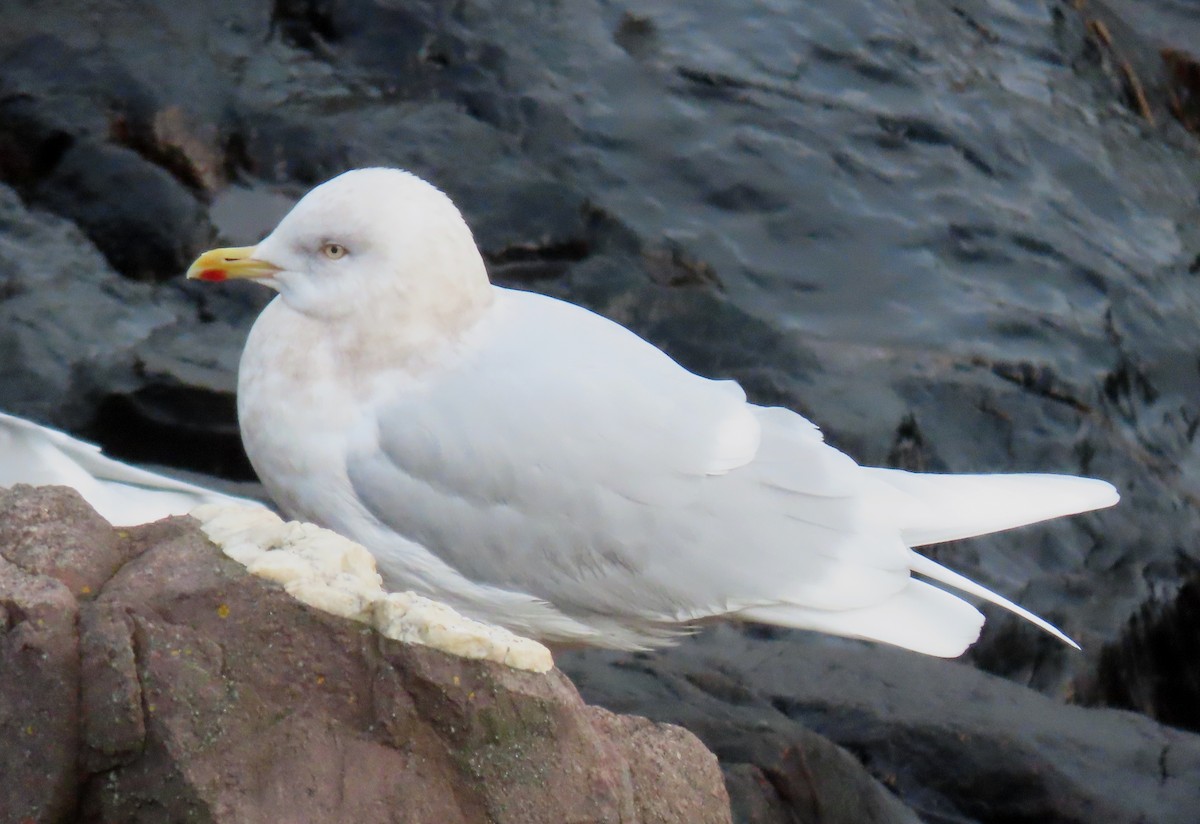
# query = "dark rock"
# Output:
<box><xmin>89</xmin><ymin>381</ymin><xmax>255</xmax><ymax>482</ymax></box>
<box><xmin>0</xmin><ymin>35</ymin><xmax>131</xmax><ymax>188</ymax></box>
<box><xmin>228</xmin><ymin>112</ymin><xmax>352</xmax><ymax>188</ymax></box>
<box><xmin>1081</xmin><ymin>565</ymin><xmax>1200</xmax><ymax>733</ymax></box>
<box><xmin>560</xmin><ymin>628</ymin><xmax>1200</xmax><ymax>824</ymax></box>
<box><xmin>31</xmin><ymin>140</ymin><xmax>213</xmax><ymax>282</ymax></box>
<box><xmin>114</xmin><ymin>102</ymin><xmax>229</xmax><ymax>194</ymax></box>
<box><xmin>1162</xmin><ymin>47</ymin><xmax>1200</xmax><ymax>137</ymax></box>
<box><xmin>0</xmin><ymin>35</ymin><xmax>218</xmax><ymax>281</ymax></box>
<box><xmin>0</xmin><ymin>180</ymin><xmax>262</xmax><ymax>483</ymax></box>
<box><xmin>0</xmin><ymin>485</ymin><xmax>731</xmax><ymax>823</ymax></box>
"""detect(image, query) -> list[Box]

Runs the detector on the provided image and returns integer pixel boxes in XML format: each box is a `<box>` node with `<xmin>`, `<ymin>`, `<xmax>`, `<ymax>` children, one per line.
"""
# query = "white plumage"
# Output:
<box><xmin>0</xmin><ymin>411</ymin><xmax>262</xmax><ymax>526</ymax></box>
<box><xmin>188</xmin><ymin>168</ymin><xmax>1119</xmax><ymax>657</ymax></box>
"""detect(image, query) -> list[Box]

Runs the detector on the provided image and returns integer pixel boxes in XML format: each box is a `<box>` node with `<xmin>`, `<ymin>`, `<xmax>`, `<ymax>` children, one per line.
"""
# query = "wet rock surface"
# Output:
<box><xmin>2</xmin><ymin>1</ymin><xmax>1200</xmax><ymax>821</ymax></box>
<box><xmin>1082</xmin><ymin>565</ymin><xmax>1200</xmax><ymax>734</ymax></box>
<box><xmin>560</xmin><ymin>633</ymin><xmax>1200</xmax><ymax>824</ymax></box>
<box><xmin>0</xmin><ymin>485</ymin><xmax>729</xmax><ymax>824</ymax></box>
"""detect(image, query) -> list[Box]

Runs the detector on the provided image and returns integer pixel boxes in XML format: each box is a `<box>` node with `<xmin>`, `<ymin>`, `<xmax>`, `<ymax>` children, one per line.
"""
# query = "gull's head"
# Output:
<box><xmin>187</xmin><ymin>168</ymin><xmax>491</xmax><ymax>321</ymax></box>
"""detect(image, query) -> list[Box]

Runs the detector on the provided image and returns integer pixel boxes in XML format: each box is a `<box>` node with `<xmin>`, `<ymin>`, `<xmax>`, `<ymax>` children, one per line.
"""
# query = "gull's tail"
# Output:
<box><xmin>739</xmin><ymin>469</ymin><xmax>1118</xmax><ymax>657</ymax></box>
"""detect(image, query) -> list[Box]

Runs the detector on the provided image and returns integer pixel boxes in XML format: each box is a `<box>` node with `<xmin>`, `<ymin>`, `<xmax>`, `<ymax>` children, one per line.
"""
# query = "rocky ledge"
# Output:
<box><xmin>0</xmin><ymin>484</ymin><xmax>729</xmax><ymax>824</ymax></box>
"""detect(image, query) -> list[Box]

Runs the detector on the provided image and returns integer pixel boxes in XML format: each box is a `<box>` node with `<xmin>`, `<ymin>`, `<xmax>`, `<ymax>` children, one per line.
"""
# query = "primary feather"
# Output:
<box><xmin>197</xmin><ymin>168</ymin><xmax>1119</xmax><ymax>657</ymax></box>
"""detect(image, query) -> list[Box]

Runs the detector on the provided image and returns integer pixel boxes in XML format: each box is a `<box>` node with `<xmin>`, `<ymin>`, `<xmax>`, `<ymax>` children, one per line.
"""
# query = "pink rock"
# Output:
<box><xmin>0</xmin><ymin>485</ymin><xmax>730</xmax><ymax>824</ymax></box>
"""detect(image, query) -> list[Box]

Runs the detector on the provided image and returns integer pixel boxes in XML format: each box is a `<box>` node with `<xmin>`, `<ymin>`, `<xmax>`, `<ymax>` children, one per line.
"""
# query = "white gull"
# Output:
<box><xmin>187</xmin><ymin>168</ymin><xmax>1119</xmax><ymax>657</ymax></box>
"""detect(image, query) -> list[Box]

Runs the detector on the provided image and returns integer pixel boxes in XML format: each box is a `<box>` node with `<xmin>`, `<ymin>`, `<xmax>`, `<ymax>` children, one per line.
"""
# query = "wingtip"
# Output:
<box><xmin>909</xmin><ymin>553</ymin><xmax>1082</xmax><ymax>651</ymax></box>
<box><xmin>1051</xmin><ymin>474</ymin><xmax>1120</xmax><ymax>513</ymax></box>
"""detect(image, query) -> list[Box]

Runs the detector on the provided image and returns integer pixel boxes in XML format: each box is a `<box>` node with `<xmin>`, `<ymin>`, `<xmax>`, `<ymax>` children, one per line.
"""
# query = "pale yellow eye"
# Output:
<box><xmin>321</xmin><ymin>242</ymin><xmax>348</xmax><ymax>260</ymax></box>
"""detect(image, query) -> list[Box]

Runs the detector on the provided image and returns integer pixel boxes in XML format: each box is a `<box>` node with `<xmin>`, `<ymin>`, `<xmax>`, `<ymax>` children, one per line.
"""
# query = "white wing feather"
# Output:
<box><xmin>865</xmin><ymin>468</ymin><xmax>1119</xmax><ymax>546</ymax></box>
<box><xmin>0</xmin><ymin>411</ymin><xmax>264</xmax><ymax>526</ymax></box>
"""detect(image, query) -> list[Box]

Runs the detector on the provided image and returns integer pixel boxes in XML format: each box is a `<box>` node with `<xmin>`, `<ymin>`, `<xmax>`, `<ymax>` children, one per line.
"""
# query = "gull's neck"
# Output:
<box><xmin>245</xmin><ymin>281</ymin><xmax>495</xmax><ymax>399</ymax></box>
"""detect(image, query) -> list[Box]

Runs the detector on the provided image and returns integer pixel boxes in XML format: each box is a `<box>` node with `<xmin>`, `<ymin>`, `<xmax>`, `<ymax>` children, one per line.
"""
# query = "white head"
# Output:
<box><xmin>187</xmin><ymin>168</ymin><xmax>493</xmax><ymax>324</ymax></box>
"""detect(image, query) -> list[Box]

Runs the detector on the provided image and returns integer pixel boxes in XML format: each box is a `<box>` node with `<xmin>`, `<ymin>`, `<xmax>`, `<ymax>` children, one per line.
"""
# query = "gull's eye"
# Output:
<box><xmin>321</xmin><ymin>242</ymin><xmax>348</xmax><ymax>260</ymax></box>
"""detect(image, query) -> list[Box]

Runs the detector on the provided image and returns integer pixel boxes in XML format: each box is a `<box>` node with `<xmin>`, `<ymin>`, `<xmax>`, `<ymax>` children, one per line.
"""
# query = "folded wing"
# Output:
<box><xmin>345</xmin><ymin>289</ymin><xmax>1117</xmax><ymax>655</ymax></box>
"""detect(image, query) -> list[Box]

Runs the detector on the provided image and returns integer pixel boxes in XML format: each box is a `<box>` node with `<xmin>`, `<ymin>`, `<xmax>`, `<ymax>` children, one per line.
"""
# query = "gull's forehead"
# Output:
<box><xmin>269</xmin><ymin>168</ymin><xmax>457</xmax><ymax>244</ymax></box>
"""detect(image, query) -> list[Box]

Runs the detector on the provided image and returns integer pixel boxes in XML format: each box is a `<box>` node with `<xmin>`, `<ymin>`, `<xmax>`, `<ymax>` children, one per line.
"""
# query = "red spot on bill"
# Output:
<box><xmin>197</xmin><ymin>269</ymin><xmax>227</xmax><ymax>282</ymax></box>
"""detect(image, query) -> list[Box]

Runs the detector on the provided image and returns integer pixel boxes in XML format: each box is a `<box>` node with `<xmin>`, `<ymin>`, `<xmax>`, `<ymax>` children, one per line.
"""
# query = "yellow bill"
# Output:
<box><xmin>186</xmin><ymin>246</ymin><xmax>280</xmax><ymax>282</ymax></box>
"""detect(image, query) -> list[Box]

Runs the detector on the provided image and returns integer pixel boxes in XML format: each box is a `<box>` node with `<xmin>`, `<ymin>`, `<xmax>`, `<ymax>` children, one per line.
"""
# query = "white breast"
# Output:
<box><xmin>238</xmin><ymin>298</ymin><xmax>364</xmax><ymax>526</ymax></box>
